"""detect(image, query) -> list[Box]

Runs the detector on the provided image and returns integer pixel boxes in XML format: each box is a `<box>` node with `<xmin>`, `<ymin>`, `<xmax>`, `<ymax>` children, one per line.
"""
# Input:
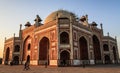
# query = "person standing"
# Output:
<box><xmin>23</xmin><ymin>62</ymin><xmax>27</xmax><ymax>70</ymax></box>
<box><xmin>23</xmin><ymin>62</ymin><xmax>30</xmax><ymax>70</ymax></box>
<box><xmin>27</xmin><ymin>62</ymin><xmax>30</xmax><ymax>70</ymax></box>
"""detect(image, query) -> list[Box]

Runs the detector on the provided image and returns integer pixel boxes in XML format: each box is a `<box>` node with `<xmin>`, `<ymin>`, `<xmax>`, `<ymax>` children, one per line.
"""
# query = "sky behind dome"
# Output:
<box><xmin>0</xmin><ymin>0</ymin><xmax>120</xmax><ymax>58</ymax></box>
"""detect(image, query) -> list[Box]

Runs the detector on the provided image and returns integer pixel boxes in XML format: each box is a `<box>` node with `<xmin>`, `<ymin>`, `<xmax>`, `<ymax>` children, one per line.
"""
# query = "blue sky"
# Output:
<box><xmin>0</xmin><ymin>0</ymin><xmax>120</xmax><ymax>58</ymax></box>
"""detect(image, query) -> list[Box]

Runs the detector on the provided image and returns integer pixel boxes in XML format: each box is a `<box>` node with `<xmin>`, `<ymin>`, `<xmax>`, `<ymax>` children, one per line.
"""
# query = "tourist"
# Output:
<box><xmin>23</xmin><ymin>62</ymin><xmax>30</xmax><ymax>70</ymax></box>
<box><xmin>23</xmin><ymin>62</ymin><xmax>27</xmax><ymax>70</ymax></box>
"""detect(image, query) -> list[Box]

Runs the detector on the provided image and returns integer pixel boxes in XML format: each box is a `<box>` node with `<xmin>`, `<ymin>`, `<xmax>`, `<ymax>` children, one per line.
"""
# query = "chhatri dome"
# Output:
<box><xmin>44</xmin><ymin>10</ymin><xmax>76</xmax><ymax>24</ymax></box>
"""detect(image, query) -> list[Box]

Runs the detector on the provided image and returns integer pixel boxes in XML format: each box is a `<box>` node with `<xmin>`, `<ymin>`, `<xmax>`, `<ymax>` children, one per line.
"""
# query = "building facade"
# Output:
<box><xmin>2</xmin><ymin>10</ymin><xmax>119</xmax><ymax>66</ymax></box>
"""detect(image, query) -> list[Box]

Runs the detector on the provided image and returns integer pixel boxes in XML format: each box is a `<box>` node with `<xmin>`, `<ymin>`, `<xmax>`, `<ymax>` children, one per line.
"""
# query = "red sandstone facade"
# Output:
<box><xmin>2</xmin><ymin>10</ymin><xmax>119</xmax><ymax>66</ymax></box>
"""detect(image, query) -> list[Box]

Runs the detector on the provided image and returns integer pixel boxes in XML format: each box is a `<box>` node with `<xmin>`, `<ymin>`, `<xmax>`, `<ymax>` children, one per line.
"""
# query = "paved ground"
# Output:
<box><xmin>0</xmin><ymin>64</ymin><xmax>120</xmax><ymax>73</ymax></box>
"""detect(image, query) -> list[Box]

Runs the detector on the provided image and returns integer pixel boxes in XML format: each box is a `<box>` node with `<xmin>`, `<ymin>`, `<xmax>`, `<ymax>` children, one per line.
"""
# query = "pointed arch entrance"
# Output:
<box><xmin>5</xmin><ymin>47</ymin><xmax>10</xmax><ymax>65</ymax></box>
<box><xmin>92</xmin><ymin>35</ymin><xmax>101</xmax><ymax>64</ymax></box>
<box><xmin>79</xmin><ymin>37</ymin><xmax>88</xmax><ymax>60</ymax></box>
<box><xmin>13</xmin><ymin>56</ymin><xmax>19</xmax><ymax>65</ymax></box>
<box><xmin>104</xmin><ymin>55</ymin><xmax>111</xmax><ymax>64</ymax></box>
<box><xmin>60</xmin><ymin>50</ymin><xmax>70</xmax><ymax>66</ymax></box>
<box><xmin>22</xmin><ymin>36</ymin><xmax>31</xmax><ymax>61</ymax></box>
<box><xmin>39</xmin><ymin>37</ymin><xmax>49</xmax><ymax>65</ymax></box>
<box><xmin>103</xmin><ymin>44</ymin><xmax>109</xmax><ymax>51</ymax></box>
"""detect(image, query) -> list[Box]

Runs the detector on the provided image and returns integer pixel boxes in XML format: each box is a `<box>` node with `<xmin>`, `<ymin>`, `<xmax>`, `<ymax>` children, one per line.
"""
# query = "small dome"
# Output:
<box><xmin>25</xmin><ymin>21</ymin><xmax>31</xmax><ymax>27</ymax></box>
<box><xmin>91</xmin><ymin>21</ymin><xmax>98</xmax><ymax>26</ymax></box>
<box><xmin>44</xmin><ymin>10</ymin><xmax>76</xmax><ymax>24</ymax></box>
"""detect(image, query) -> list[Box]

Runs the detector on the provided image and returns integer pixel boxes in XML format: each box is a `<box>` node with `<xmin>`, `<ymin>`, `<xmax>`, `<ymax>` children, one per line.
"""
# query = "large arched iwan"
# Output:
<box><xmin>92</xmin><ymin>35</ymin><xmax>101</xmax><ymax>62</ymax></box>
<box><xmin>79</xmin><ymin>36</ymin><xmax>88</xmax><ymax>60</ymax></box>
<box><xmin>39</xmin><ymin>37</ymin><xmax>49</xmax><ymax>65</ymax></box>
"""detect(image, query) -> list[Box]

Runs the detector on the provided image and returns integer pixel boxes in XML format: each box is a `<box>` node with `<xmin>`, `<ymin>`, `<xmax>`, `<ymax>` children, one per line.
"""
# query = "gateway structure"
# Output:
<box><xmin>3</xmin><ymin>10</ymin><xmax>119</xmax><ymax>66</ymax></box>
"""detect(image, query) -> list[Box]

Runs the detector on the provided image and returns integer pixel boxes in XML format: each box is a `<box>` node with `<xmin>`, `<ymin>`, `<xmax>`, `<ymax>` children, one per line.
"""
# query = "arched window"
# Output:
<box><xmin>103</xmin><ymin>44</ymin><xmax>109</xmax><ymax>51</ymax></box>
<box><xmin>14</xmin><ymin>45</ymin><xmax>20</xmax><ymax>52</ymax></box>
<box><xmin>60</xmin><ymin>32</ymin><xmax>69</xmax><ymax>44</ymax></box>
<box><xmin>5</xmin><ymin>47</ymin><xmax>10</xmax><ymax>62</ymax></box>
<box><xmin>28</xmin><ymin>44</ymin><xmax>31</xmax><ymax>50</ymax></box>
<box><xmin>22</xmin><ymin>35</ymin><xmax>31</xmax><ymax>61</ymax></box>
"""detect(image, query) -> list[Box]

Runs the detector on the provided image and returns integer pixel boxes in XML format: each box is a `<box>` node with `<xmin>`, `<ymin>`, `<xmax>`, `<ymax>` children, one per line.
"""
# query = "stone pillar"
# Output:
<box><xmin>19</xmin><ymin>24</ymin><xmax>22</xmax><ymax>39</ymax></box>
<box><xmin>2</xmin><ymin>37</ymin><xmax>6</xmax><ymax>64</ymax></box>
<box><xmin>89</xmin><ymin>37</ymin><xmax>95</xmax><ymax>65</ymax></box>
<box><xmin>99</xmin><ymin>35</ymin><xmax>104</xmax><ymax>64</ymax></box>
<box><xmin>70</xmin><ymin>15</ymin><xmax>73</xmax><ymax>65</ymax></box>
<box><xmin>20</xmin><ymin>37</ymin><xmax>23</xmax><ymax>65</ymax></box>
<box><xmin>12</xmin><ymin>33</ymin><xmax>15</xmax><ymax>61</ymax></box>
<box><xmin>56</xmin><ymin>14</ymin><xmax>60</xmax><ymax>66</ymax></box>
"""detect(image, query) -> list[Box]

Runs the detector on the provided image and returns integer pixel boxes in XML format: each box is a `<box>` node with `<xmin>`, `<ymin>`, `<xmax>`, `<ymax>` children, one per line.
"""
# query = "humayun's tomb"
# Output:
<box><xmin>2</xmin><ymin>10</ymin><xmax>119</xmax><ymax>66</ymax></box>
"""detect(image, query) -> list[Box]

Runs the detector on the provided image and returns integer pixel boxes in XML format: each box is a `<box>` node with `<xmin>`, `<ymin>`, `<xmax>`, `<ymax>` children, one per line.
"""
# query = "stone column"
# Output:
<box><xmin>70</xmin><ymin>15</ymin><xmax>73</xmax><ymax>65</ymax></box>
<box><xmin>56</xmin><ymin>14</ymin><xmax>60</xmax><ymax>66</ymax></box>
<box><xmin>2</xmin><ymin>37</ymin><xmax>6</xmax><ymax>64</ymax></box>
<box><xmin>89</xmin><ymin>36</ymin><xmax>95</xmax><ymax>65</ymax></box>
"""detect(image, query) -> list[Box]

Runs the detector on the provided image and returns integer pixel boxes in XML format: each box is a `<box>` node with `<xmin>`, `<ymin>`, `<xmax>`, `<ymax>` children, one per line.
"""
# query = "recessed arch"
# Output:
<box><xmin>103</xmin><ymin>44</ymin><xmax>109</xmax><ymax>51</ymax></box>
<box><xmin>28</xmin><ymin>43</ymin><xmax>31</xmax><ymax>50</ymax></box>
<box><xmin>60</xmin><ymin>50</ymin><xmax>70</xmax><ymax>66</ymax></box>
<box><xmin>79</xmin><ymin>36</ymin><xmax>88</xmax><ymax>60</ymax></box>
<box><xmin>22</xmin><ymin>35</ymin><xmax>31</xmax><ymax>61</ymax></box>
<box><xmin>14</xmin><ymin>45</ymin><xmax>20</xmax><ymax>52</ymax></box>
<box><xmin>60</xmin><ymin>31</ymin><xmax>69</xmax><ymax>44</ymax></box>
<box><xmin>39</xmin><ymin>37</ymin><xmax>49</xmax><ymax>65</ymax></box>
<box><xmin>60</xmin><ymin>50</ymin><xmax>70</xmax><ymax>60</ymax></box>
<box><xmin>13</xmin><ymin>56</ymin><xmax>19</xmax><ymax>65</ymax></box>
<box><xmin>92</xmin><ymin>35</ymin><xmax>101</xmax><ymax>63</ymax></box>
<box><xmin>104</xmin><ymin>55</ymin><xmax>111</xmax><ymax>64</ymax></box>
<box><xmin>5</xmin><ymin>47</ymin><xmax>10</xmax><ymax>64</ymax></box>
